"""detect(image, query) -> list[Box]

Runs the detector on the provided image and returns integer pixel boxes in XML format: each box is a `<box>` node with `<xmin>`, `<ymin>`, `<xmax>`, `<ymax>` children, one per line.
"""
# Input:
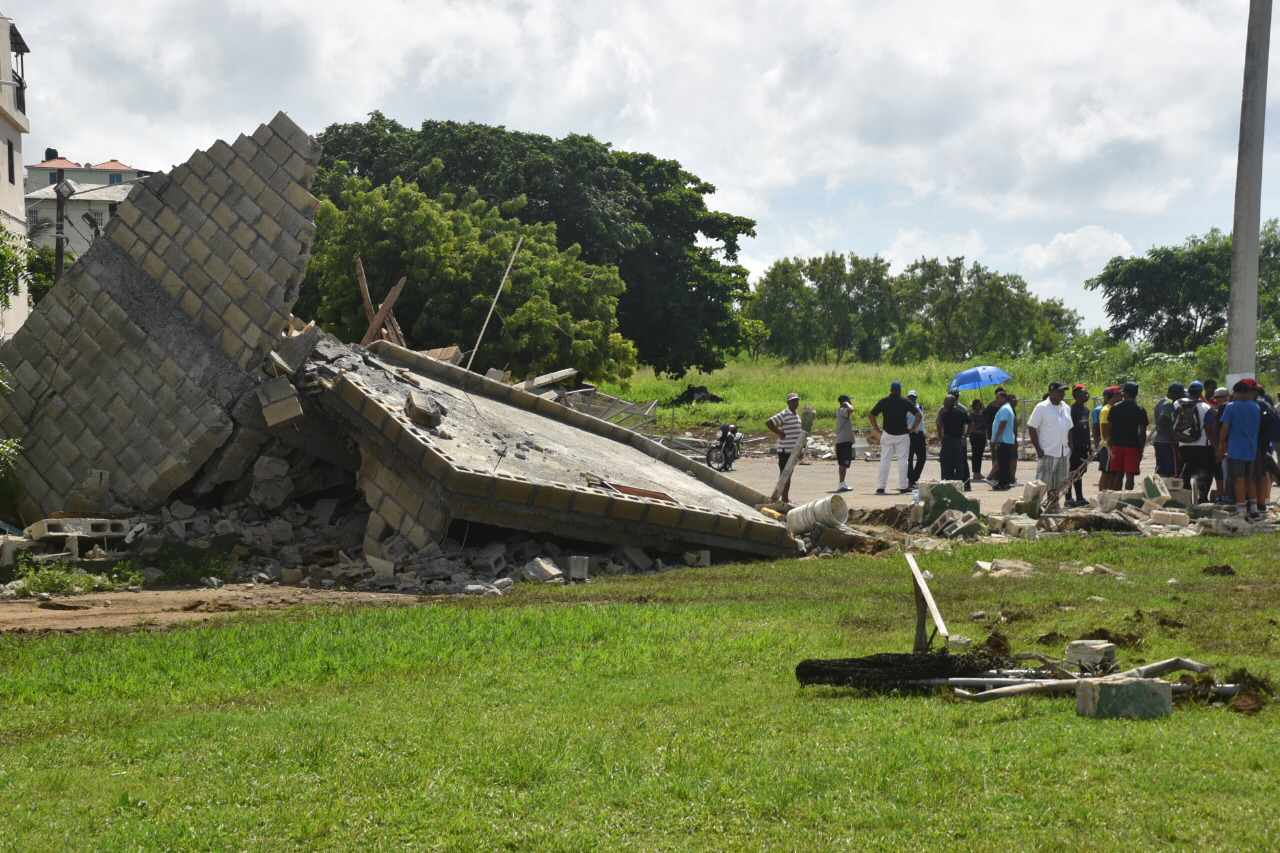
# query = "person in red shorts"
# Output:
<box><xmin>1106</xmin><ymin>382</ymin><xmax>1148</xmax><ymax>490</ymax></box>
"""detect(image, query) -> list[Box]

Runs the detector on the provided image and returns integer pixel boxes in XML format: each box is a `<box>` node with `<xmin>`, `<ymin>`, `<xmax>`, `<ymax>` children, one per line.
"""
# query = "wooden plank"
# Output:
<box><xmin>517</xmin><ymin>367</ymin><xmax>578</xmax><ymax>391</ymax></box>
<box><xmin>769</xmin><ymin>432</ymin><xmax>808</xmax><ymax>502</ymax></box>
<box><xmin>359</xmin><ymin>277</ymin><xmax>407</xmax><ymax>346</ymax></box>
<box><xmin>354</xmin><ymin>258</ymin><xmax>376</xmax><ymax>323</ymax></box>
<box><xmin>905</xmin><ymin>553</ymin><xmax>949</xmax><ymax>652</ymax></box>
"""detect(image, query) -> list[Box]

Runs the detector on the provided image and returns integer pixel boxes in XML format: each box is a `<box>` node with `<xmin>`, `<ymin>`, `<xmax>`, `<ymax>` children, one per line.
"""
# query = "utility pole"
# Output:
<box><xmin>1227</xmin><ymin>0</ymin><xmax>1272</xmax><ymax>385</ymax></box>
<box><xmin>53</xmin><ymin>167</ymin><xmax>65</xmax><ymax>285</ymax></box>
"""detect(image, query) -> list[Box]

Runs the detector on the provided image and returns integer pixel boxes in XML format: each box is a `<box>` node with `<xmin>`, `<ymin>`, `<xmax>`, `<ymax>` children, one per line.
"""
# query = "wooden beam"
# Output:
<box><xmin>769</xmin><ymin>433</ymin><xmax>808</xmax><ymax>502</ymax></box>
<box><xmin>517</xmin><ymin>367</ymin><xmax>578</xmax><ymax>391</ymax></box>
<box><xmin>354</xmin><ymin>258</ymin><xmax>376</xmax><ymax>323</ymax></box>
<box><xmin>906</xmin><ymin>553</ymin><xmax>949</xmax><ymax>652</ymax></box>
<box><xmin>360</xmin><ymin>277</ymin><xmax>407</xmax><ymax>346</ymax></box>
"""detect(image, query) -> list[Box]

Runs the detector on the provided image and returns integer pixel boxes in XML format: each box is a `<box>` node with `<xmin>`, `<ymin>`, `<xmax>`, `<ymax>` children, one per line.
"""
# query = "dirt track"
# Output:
<box><xmin>0</xmin><ymin>585</ymin><xmax>418</xmax><ymax>633</ymax></box>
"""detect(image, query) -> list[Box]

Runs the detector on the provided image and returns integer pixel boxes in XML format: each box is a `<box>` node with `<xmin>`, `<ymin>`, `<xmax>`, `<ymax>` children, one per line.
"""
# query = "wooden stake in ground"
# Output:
<box><xmin>906</xmin><ymin>553</ymin><xmax>949</xmax><ymax>652</ymax></box>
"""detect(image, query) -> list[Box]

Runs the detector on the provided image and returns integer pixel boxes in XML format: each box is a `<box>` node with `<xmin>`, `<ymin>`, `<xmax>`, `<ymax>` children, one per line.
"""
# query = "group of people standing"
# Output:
<box><xmin>768</xmin><ymin>378</ymin><xmax>1280</xmax><ymax>516</ymax></box>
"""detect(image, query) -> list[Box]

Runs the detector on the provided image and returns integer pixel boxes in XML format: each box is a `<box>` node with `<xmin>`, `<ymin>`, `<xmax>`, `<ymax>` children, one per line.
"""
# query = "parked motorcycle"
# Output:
<box><xmin>705</xmin><ymin>423</ymin><xmax>743</xmax><ymax>471</ymax></box>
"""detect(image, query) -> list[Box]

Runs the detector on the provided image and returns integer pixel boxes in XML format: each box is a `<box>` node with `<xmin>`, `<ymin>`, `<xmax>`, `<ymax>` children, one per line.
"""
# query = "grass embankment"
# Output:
<box><xmin>600</xmin><ymin>357</ymin><xmax>1207</xmax><ymax>434</ymax></box>
<box><xmin>1</xmin><ymin>535</ymin><xmax>1277</xmax><ymax>849</ymax></box>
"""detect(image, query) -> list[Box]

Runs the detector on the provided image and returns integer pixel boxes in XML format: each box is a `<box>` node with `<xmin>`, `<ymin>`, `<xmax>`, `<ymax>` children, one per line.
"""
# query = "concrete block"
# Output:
<box><xmin>405</xmin><ymin>390</ymin><xmax>445</xmax><ymax>428</ymax></box>
<box><xmin>567</xmin><ymin>556</ymin><xmax>589</xmax><ymax>581</ymax></box>
<box><xmin>618</xmin><ymin>546</ymin><xmax>654</xmax><ymax>571</ymax></box>
<box><xmin>1150</xmin><ymin>509</ymin><xmax>1190</xmax><ymax>527</ymax></box>
<box><xmin>1075</xmin><ymin>677</ymin><xmax>1172</xmax><ymax>719</ymax></box>
<box><xmin>521</xmin><ymin>557</ymin><xmax>563</xmax><ymax>583</ymax></box>
<box><xmin>683</xmin><ymin>549</ymin><xmax>711</xmax><ymax>567</ymax></box>
<box><xmin>1065</xmin><ymin>640</ymin><xmax>1116</xmax><ymax>671</ymax></box>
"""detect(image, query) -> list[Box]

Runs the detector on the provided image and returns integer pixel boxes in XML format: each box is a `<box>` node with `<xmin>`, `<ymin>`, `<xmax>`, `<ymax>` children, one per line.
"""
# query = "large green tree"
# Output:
<box><xmin>1086</xmin><ymin>223</ymin><xmax>1280</xmax><ymax>354</ymax></box>
<box><xmin>297</xmin><ymin>172</ymin><xmax>636</xmax><ymax>382</ymax></box>
<box><xmin>889</xmin><ymin>257</ymin><xmax>1080</xmax><ymax>362</ymax></box>
<box><xmin>316</xmin><ymin>113</ymin><xmax>755</xmax><ymax>376</ymax></box>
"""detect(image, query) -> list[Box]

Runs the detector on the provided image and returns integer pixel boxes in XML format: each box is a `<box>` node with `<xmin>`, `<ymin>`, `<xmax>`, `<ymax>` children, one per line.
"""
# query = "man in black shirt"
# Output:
<box><xmin>869</xmin><ymin>381</ymin><xmax>922</xmax><ymax>494</ymax></box>
<box><xmin>1068</xmin><ymin>384</ymin><xmax>1092</xmax><ymax>507</ymax></box>
<box><xmin>1106</xmin><ymin>382</ymin><xmax>1149</xmax><ymax>490</ymax></box>
<box><xmin>935</xmin><ymin>394</ymin><xmax>973</xmax><ymax>490</ymax></box>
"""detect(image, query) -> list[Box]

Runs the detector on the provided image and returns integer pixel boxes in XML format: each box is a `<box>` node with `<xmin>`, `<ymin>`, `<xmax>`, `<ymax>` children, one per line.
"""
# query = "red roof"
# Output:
<box><xmin>27</xmin><ymin>157</ymin><xmax>80</xmax><ymax>170</ymax></box>
<box><xmin>26</xmin><ymin>157</ymin><xmax>143</xmax><ymax>171</ymax></box>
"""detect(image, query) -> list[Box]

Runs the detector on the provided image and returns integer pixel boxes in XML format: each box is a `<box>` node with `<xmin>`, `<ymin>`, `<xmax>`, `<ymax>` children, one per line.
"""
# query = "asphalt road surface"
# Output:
<box><xmin>722</xmin><ymin>448</ymin><xmax>1162</xmax><ymax>514</ymax></box>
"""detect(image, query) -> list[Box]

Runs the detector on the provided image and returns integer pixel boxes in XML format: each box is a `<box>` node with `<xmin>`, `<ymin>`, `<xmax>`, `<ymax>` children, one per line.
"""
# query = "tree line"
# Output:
<box><xmin>743</xmin><ymin>253</ymin><xmax>1081</xmax><ymax>365</ymax></box>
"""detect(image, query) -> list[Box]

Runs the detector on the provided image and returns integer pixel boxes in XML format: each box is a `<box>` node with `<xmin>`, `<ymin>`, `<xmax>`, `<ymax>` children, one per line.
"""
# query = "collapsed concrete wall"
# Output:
<box><xmin>0</xmin><ymin>116</ymin><xmax>794</xmax><ymax>563</ymax></box>
<box><xmin>0</xmin><ymin>113</ymin><xmax>320</xmax><ymax>517</ymax></box>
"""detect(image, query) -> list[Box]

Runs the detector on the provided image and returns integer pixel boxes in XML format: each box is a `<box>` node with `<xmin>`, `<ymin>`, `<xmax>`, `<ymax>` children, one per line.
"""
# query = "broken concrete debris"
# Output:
<box><xmin>0</xmin><ymin>116</ymin><xmax>807</xmax><ymax>598</ymax></box>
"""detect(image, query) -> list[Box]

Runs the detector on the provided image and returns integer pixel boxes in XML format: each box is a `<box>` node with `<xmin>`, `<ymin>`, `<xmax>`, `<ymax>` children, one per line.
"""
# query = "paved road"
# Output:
<box><xmin>721</xmin><ymin>449</ymin><xmax>1162</xmax><ymax>514</ymax></box>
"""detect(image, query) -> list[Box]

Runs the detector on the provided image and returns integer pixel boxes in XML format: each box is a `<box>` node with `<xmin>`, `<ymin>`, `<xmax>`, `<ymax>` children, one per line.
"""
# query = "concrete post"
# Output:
<box><xmin>53</xmin><ymin>167</ymin><xmax>65</xmax><ymax>285</ymax></box>
<box><xmin>1227</xmin><ymin>0</ymin><xmax>1272</xmax><ymax>385</ymax></box>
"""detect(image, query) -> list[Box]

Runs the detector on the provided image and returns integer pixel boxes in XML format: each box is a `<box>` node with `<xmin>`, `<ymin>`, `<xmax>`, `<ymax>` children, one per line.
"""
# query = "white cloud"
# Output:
<box><xmin>8</xmin><ymin>0</ymin><xmax>1275</xmax><ymax>339</ymax></box>
<box><xmin>884</xmin><ymin>228</ymin><xmax>987</xmax><ymax>268</ymax></box>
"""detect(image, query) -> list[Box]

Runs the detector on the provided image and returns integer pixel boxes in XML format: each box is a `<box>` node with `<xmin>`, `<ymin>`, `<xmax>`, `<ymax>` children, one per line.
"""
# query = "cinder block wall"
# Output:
<box><xmin>0</xmin><ymin>113</ymin><xmax>321</xmax><ymax>515</ymax></box>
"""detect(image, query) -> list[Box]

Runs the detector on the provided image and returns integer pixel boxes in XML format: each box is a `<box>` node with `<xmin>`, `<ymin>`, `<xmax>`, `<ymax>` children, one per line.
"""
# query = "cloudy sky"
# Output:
<box><xmin>9</xmin><ymin>0</ymin><xmax>1279</xmax><ymax>328</ymax></box>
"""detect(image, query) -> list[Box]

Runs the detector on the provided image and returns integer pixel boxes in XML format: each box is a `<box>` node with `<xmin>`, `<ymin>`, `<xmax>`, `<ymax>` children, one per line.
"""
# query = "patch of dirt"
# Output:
<box><xmin>1229</xmin><ymin>692</ymin><xmax>1269</xmax><ymax>715</ymax></box>
<box><xmin>1078</xmin><ymin>627</ymin><xmax>1143</xmax><ymax>648</ymax></box>
<box><xmin>847</xmin><ymin>505</ymin><xmax>912</xmax><ymax>530</ymax></box>
<box><xmin>1202</xmin><ymin>564</ymin><xmax>1236</xmax><ymax>576</ymax></box>
<box><xmin>0</xmin><ymin>585</ymin><xmax>420</xmax><ymax>633</ymax></box>
<box><xmin>978</xmin><ymin>630</ymin><xmax>1011</xmax><ymax>657</ymax></box>
<box><xmin>181</xmin><ymin>600</ymin><xmax>241</xmax><ymax>613</ymax></box>
<box><xmin>1157</xmin><ymin>615</ymin><xmax>1186</xmax><ymax>629</ymax></box>
<box><xmin>1035</xmin><ymin>631</ymin><xmax>1067</xmax><ymax>645</ymax></box>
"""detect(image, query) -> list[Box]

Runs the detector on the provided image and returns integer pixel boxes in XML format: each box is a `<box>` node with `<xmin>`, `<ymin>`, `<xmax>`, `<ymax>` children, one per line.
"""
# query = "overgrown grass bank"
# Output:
<box><xmin>600</xmin><ymin>350</ymin><xmax>1244</xmax><ymax>434</ymax></box>
<box><xmin>0</xmin><ymin>535</ymin><xmax>1277</xmax><ymax>849</ymax></box>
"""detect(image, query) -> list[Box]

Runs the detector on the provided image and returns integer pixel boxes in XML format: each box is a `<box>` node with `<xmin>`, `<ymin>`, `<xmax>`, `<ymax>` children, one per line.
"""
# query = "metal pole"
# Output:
<box><xmin>465</xmin><ymin>236</ymin><xmax>523</xmax><ymax>374</ymax></box>
<box><xmin>1227</xmin><ymin>0</ymin><xmax>1272</xmax><ymax>385</ymax></box>
<box><xmin>53</xmin><ymin>167</ymin><xmax>65</xmax><ymax>285</ymax></box>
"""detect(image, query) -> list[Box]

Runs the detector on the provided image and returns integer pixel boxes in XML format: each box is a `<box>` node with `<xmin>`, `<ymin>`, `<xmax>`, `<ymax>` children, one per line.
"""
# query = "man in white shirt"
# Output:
<box><xmin>1027</xmin><ymin>381</ymin><xmax>1074</xmax><ymax>509</ymax></box>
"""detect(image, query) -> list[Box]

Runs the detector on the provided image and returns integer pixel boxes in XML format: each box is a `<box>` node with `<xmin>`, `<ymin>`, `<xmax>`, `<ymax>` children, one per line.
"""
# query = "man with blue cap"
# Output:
<box><xmin>868</xmin><ymin>381</ymin><xmax>921</xmax><ymax>494</ymax></box>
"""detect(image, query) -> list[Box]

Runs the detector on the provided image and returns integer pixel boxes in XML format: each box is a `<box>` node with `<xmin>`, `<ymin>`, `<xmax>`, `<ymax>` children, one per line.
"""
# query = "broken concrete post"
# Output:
<box><xmin>1075</xmin><ymin>677</ymin><xmax>1172</xmax><ymax>719</ymax></box>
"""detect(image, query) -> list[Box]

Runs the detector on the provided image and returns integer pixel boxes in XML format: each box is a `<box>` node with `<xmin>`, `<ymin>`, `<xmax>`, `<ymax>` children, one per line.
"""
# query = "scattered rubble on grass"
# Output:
<box><xmin>898</xmin><ymin>475</ymin><xmax>1280</xmax><ymax>542</ymax></box>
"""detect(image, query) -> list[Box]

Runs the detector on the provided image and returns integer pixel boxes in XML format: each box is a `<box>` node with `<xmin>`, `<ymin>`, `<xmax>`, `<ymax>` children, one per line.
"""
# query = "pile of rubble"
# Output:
<box><xmin>0</xmin><ymin>115</ymin><xmax>800</xmax><ymax>600</ymax></box>
<box><xmin>0</xmin><ymin>498</ymin><xmax>715</xmax><ymax>599</ymax></box>
<box><xmin>899</xmin><ymin>475</ymin><xmax>1279</xmax><ymax>544</ymax></box>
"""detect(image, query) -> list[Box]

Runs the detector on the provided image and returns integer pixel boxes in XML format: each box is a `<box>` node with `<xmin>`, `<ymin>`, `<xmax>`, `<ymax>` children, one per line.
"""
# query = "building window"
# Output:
<box><xmin>6</xmin><ymin>140</ymin><xmax>12</xmax><ymax>185</ymax></box>
<box><xmin>90</xmin><ymin>211</ymin><xmax>104</xmax><ymax>228</ymax></box>
<box><xmin>48</xmin><ymin>172</ymin><xmax>56</xmax><ymax>185</ymax></box>
<box><xmin>108</xmin><ymin>173</ymin><xmax>122</xmax><ymax>185</ymax></box>
<box><xmin>27</xmin><ymin>208</ymin><xmax>38</xmax><ymax>230</ymax></box>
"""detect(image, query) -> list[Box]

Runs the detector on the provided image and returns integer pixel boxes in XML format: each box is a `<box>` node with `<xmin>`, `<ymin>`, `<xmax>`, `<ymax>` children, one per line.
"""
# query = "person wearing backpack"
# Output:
<box><xmin>1153</xmin><ymin>383</ymin><xmax>1183</xmax><ymax>477</ymax></box>
<box><xmin>1175</xmin><ymin>381</ymin><xmax>1213</xmax><ymax>504</ymax></box>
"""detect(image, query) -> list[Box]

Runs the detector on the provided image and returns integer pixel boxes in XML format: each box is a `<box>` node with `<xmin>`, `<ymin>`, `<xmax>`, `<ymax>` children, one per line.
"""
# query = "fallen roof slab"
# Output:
<box><xmin>304</xmin><ymin>338</ymin><xmax>794</xmax><ymax>559</ymax></box>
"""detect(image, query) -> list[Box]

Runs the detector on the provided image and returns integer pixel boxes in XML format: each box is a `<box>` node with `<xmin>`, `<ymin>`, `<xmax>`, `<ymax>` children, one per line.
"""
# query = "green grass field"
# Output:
<box><xmin>1</xmin><ymin>535</ymin><xmax>1277</xmax><ymax>850</ymax></box>
<box><xmin>599</xmin><ymin>356</ymin><xmax>1207</xmax><ymax>435</ymax></box>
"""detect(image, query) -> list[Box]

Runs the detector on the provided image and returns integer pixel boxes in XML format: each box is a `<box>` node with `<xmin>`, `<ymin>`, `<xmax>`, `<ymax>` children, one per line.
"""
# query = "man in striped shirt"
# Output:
<box><xmin>767</xmin><ymin>393</ymin><xmax>804</xmax><ymax>503</ymax></box>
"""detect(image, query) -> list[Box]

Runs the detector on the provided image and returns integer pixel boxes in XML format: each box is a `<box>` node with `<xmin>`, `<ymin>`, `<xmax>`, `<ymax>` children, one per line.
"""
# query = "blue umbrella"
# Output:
<box><xmin>948</xmin><ymin>365</ymin><xmax>1012</xmax><ymax>392</ymax></box>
